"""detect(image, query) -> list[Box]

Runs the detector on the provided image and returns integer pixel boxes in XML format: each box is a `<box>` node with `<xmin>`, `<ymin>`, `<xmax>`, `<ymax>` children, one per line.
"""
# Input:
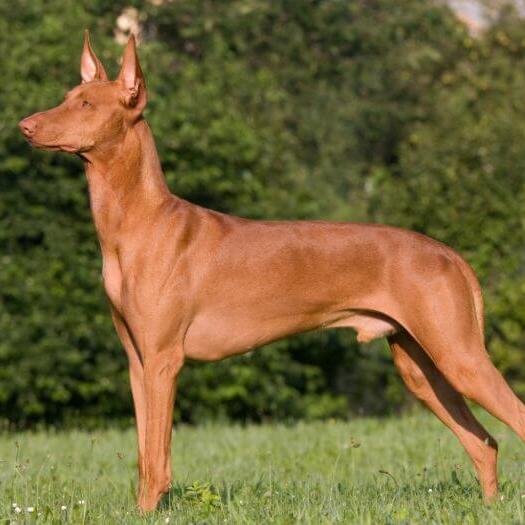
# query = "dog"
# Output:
<box><xmin>19</xmin><ymin>31</ymin><xmax>525</xmax><ymax>511</ymax></box>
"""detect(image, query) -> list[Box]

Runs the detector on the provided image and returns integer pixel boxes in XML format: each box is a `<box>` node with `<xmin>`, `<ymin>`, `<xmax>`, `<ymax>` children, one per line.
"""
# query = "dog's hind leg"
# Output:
<box><xmin>410</xmin><ymin>312</ymin><xmax>525</xmax><ymax>444</ymax></box>
<box><xmin>388</xmin><ymin>331</ymin><xmax>498</xmax><ymax>500</ymax></box>
<box><xmin>396</xmin><ymin>258</ymin><xmax>525</xmax><ymax>445</ymax></box>
<box><xmin>427</xmin><ymin>337</ymin><xmax>525</xmax><ymax>444</ymax></box>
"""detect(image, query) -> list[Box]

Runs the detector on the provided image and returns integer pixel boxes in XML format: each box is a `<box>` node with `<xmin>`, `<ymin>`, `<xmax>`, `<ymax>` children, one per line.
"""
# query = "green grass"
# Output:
<box><xmin>0</xmin><ymin>410</ymin><xmax>524</xmax><ymax>524</ymax></box>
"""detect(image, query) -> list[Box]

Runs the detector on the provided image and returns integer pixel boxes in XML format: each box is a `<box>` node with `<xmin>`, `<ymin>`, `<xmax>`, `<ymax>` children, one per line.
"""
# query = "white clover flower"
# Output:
<box><xmin>26</xmin><ymin>507</ymin><xmax>34</xmax><ymax>512</ymax></box>
<box><xmin>14</xmin><ymin>507</ymin><xmax>21</xmax><ymax>514</ymax></box>
<box><xmin>78</xmin><ymin>500</ymin><xmax>85</xmax><ymax>505</ymax></box>
<box><xmin>165</xmin><ymin>518</ymin><xmax>170</xmax><ymax>524</ymax></box>
<box><xmin>428</xmin><ymin>488</ymin><xmax>433</xmax><ymax>493</ymax></box>
<box><xmin>61</xmin><ymin>505</ymin><xmax>67</xmax><ymax>511</ymax></box>
<box><xmin>12</xmin><ymin>503</ymin><xmax>17</xmax><ymax>508</ymax></box>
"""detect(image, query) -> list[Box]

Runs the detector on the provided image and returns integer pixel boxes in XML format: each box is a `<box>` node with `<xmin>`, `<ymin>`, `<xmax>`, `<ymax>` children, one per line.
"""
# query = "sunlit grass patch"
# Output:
<box><xmin>0</xmin><ymin>410</ymin><xmax>523</xmax><ymax>523</ymax></box>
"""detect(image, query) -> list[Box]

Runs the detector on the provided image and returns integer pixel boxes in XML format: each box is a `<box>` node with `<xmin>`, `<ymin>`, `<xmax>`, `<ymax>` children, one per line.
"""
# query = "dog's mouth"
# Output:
<box><xmin>24</xmin><ymin>136</ymin><xmax>84</xmax><ymax>154</ymax></box>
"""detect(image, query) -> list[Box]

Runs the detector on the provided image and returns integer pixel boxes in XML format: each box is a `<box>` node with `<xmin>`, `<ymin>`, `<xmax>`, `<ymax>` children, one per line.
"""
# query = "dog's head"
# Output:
<box><xmin>19</xmin><ymin>31</ymin><xmax>147</xmax><ymax>158</ymax></box>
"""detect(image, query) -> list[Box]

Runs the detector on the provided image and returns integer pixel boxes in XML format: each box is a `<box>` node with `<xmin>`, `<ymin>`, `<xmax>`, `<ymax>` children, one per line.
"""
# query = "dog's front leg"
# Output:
<box><xmin>139</xmin><ymin>345</ymin><xmax>184</xmax><ymax>511</ymax></box>
<box><xmin>110</xmin><ymin>310</ymin><xmax>147</xmax><ymax>497</ymax></box>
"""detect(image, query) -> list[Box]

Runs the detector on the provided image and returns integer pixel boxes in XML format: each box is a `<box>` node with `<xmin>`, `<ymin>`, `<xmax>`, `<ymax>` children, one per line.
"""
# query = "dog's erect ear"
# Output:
<box><xmin>117</xmin><ymin>34</ymin><xmax>147</xmax><ymax>111</ymax></box>
<box><xmin>80</xmin><ymin>30</ymin><xmax>108</xmax><ymax>83</ymax></box>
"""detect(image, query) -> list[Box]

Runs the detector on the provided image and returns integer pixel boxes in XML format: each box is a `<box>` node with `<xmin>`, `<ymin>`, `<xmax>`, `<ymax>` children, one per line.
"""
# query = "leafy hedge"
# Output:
<box><xmin>1</xmin><ymin>0</ymin><xmax>524</xmax><ymax>426</ymax></box>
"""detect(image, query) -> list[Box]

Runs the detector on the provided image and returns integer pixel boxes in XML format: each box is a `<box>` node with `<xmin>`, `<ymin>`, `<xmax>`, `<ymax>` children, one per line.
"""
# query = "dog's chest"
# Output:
<box><xmin>102</xmin><ymin>254</ymin><xmax>123</xmax><ymax>312</ymax></box>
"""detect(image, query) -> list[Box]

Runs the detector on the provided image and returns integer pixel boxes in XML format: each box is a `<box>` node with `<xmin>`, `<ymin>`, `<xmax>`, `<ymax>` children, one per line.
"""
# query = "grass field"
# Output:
<box><xmin>1</xmin><ymin>410</ymin><xmax>524</xmax><ymax>524</ymax></box>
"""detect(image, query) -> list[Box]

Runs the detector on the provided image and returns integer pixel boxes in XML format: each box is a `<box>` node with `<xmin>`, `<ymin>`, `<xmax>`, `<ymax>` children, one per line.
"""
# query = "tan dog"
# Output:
<box><xmin>19</xmin><ymin>32</ymin><xmax>525</xmax><ymax>511</ymax></box>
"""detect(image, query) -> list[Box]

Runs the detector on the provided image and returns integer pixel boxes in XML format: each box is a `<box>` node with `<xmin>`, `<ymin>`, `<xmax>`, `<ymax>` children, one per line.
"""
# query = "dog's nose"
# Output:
<box><xmin>18</xmin><ymin>117</ymin><xmax>37</xmax><ymax>137</ymax></box>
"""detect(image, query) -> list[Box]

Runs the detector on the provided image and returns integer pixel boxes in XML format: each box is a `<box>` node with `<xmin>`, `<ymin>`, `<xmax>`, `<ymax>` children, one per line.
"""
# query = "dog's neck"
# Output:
<box><xmin>83</xmin><ymin>120</ymin><xmax>173</xmax><ymax>250</ymax></box>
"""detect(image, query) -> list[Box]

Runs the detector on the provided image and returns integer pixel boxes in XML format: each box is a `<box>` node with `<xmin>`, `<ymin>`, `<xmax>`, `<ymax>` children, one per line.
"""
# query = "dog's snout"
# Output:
<box><xmin>18</xmin><ymin>117</ymin><xmax>37</xmax><ymax>137</ymax></box>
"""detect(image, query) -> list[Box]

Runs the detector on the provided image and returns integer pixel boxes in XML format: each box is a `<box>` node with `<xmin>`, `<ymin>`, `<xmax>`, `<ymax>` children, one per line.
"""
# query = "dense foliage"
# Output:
<box><xmin>1</xmin><ymin>0</ymin><xmax>524</xmax><ymax>426</ymax></box>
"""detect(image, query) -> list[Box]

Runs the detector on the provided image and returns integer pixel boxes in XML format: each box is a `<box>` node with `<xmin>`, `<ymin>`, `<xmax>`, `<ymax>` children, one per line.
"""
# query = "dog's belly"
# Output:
<box><xmin>183</xmin><ymin>309</ymin><xmax>318</xmax><ymax>360</ymax></box>
<box><xmin>183</xmin><ymin>308</ymin><xmax>398</xmax><ymax>361</ymax></box>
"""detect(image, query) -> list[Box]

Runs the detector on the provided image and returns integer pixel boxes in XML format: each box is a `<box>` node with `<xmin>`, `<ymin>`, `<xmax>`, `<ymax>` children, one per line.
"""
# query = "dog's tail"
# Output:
<box><xmin>451</xmin><ymin>251</ymin><xmax>485</xmax><ymax>338</ymax></box>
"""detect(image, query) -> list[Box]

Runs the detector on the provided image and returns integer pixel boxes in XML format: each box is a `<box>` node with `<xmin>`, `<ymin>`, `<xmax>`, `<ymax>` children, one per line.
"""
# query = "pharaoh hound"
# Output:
<box><xmin>19</xmin><ymin>32</ymin><xmax>525</xmax><ymax>511</ymax></box>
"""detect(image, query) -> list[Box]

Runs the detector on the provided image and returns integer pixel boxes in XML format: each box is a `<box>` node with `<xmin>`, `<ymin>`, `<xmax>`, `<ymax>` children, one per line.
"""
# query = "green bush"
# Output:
<box><xmin>1</xmin><ymin>0</ymin><xmax>524</xmax><ymax>426</ymax></box>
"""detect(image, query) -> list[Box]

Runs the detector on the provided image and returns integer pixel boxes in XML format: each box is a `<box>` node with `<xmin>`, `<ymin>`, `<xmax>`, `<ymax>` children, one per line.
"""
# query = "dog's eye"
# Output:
<box><xmin>82</xmin><ymin>100</ymin><xmax>92</xmax><ymax>108</ymax></box>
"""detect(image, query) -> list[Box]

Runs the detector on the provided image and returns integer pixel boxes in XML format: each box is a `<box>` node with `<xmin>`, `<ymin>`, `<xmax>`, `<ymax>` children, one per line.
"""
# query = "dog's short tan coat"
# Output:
<box><xmin>19</xmin><ymin>32</ymin><xmax>525</xmax><ymax>511</ymax></box>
